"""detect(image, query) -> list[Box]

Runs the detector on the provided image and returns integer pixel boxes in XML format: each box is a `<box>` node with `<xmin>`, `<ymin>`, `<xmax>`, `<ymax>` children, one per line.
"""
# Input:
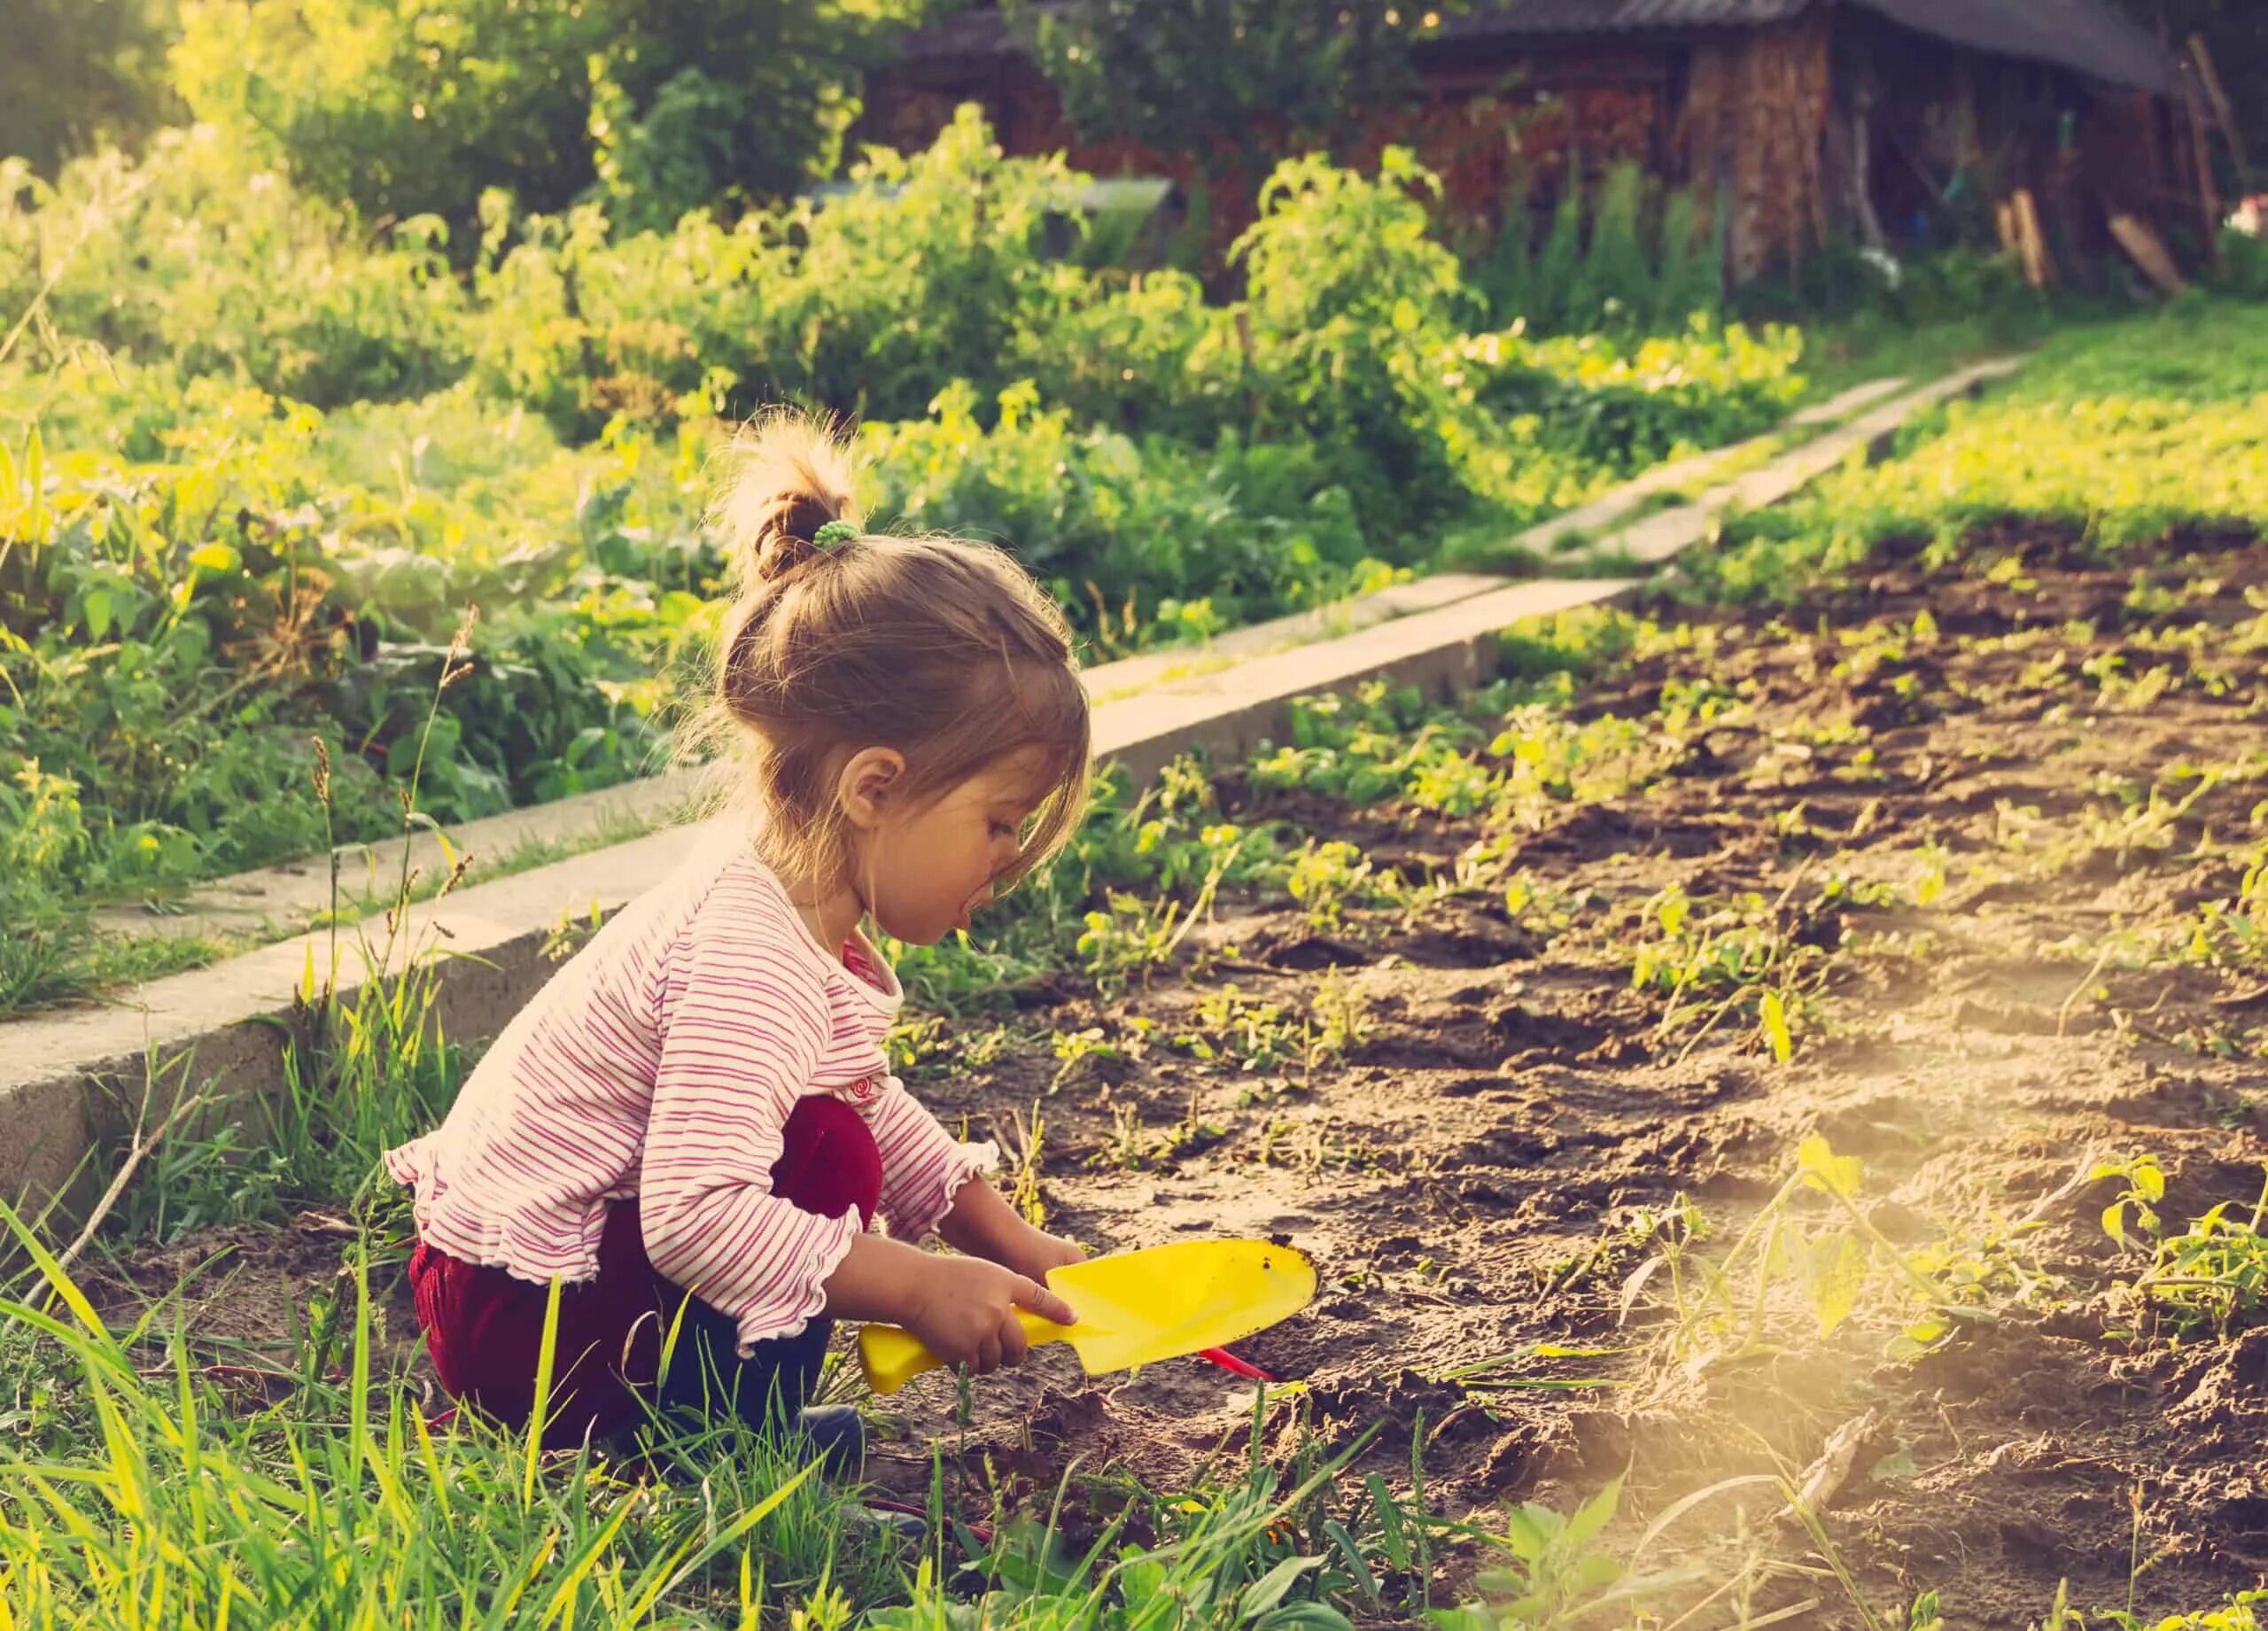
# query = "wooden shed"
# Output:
<box><xmin>865</xmin><ymin>0</ymin><xmax>2194</xmax><ymax>286</ymax></box>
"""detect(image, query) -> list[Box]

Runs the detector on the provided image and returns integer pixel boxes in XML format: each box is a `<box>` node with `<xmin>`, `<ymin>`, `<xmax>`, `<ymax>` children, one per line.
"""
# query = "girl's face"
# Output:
<box><xmin>853</xmin><ymin>747</ymin><xmax>1057</xmax><ymax>946</ymax></box>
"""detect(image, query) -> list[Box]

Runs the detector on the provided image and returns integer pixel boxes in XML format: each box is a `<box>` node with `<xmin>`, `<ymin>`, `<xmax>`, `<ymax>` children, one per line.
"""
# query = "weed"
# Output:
<box><xmin>1076</xmin><ymin>838</ymin><xmax>1241</xmax><ymax>996</ymax></box>
<box><xmin>0</xmin><ymin>1212</ymin><xmax>891</xmax><ymax>1623</ymax></box>
<box><xmin>1628</xmin><ymin>882</ymin><xmax>1832</xmax><ymax>1061</ymax></box>
<box><xmin>1620</xmin><ymin>1138</ymin><xmax>1977</xmax><ymax>1371</ymax></box>
<box><xmin>2097</xmin><ymin>1159</ymin><xmax>2268</xmax><ymax>1339</ymax></box>
<box><xmin>999</xmin><ymin>1099</ymin><xmax>1051</xmax><ymax>1230</ymax></box>
<box><xmin>1049</xmin><ymin>1024</ymin><xmax>1136</xmax><ymax>1092</ymax></box>
<box><xmin>1287</xmin><ymin>838</ymin><xmax>1385</xmax><ymax>929</ymax></box>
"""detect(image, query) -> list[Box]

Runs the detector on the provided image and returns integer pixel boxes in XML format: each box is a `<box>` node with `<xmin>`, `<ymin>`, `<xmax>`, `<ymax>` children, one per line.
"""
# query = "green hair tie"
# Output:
<box><xmin>812</xmin><ymin>519</ymin><xmax>861</xmax><ymax>552</ymax></box>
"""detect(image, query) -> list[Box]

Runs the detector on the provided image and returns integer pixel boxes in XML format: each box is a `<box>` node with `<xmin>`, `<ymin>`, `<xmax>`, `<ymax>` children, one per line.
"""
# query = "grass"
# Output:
<box><xmin>16</xmin><ymin>305</ymin><xmax>2268</xmax><ymax>1626</ymax></box>
<box><xmin>1679</xmin><ymin>300</ymin><xmax>2268</xmax><ymax>608</ymax></box>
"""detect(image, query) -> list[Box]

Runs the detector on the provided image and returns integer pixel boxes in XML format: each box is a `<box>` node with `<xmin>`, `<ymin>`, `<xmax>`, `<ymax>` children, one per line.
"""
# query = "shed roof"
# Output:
<box><xmin>1433</xmin><ymin>0</ymin><xmax>2174</xmax><ymax>92</ymax></box>
<box><xmin>900</xmin><ymin>1</ymin><xmax>2177</xmax><ymax>95</ymax></box>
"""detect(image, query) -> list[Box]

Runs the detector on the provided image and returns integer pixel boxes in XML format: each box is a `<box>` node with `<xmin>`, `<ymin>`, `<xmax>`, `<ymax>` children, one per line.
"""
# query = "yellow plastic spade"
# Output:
<box><xmin>859</xmin><ymin>1238</ymin><xmax>1316</xmax><ymax>1394</ymax></box>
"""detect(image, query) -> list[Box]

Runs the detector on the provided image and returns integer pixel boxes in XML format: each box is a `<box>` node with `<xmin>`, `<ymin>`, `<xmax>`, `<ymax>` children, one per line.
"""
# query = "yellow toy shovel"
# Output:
<box><xmin>859</xmin><ymin>1238</ymin><xmax>1316</xmax><ymax>1394</ymax></box>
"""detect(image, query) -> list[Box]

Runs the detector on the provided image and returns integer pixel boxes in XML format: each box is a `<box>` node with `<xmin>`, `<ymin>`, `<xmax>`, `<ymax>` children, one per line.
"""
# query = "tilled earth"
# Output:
<box><xmin>86</xmin><ymin>528</ymin><xmax>2268</xmax><ymax>1627</ymax></box>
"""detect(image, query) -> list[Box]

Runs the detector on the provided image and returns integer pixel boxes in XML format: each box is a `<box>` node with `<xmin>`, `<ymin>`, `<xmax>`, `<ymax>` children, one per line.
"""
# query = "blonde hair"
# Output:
<box><xmin>703</xmin><ymin>410</ymin><xmax>1091</xmax><ymax>898</ymax></box>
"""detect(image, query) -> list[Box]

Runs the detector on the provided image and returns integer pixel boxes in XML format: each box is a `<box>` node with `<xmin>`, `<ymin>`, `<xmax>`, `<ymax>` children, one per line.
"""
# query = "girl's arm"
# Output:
<box><xmin>937</xmin><ymin>1178</ymin><xmax>1086</xmax><ymax>1283</ymax></box>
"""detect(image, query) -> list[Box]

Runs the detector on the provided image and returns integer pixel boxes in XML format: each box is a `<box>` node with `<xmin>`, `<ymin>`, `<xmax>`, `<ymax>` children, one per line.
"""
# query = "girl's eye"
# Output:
<box><xmin>990</xmin><ymin>822</ymin><xmax>1016</xmax><ymax>840</ymax></box>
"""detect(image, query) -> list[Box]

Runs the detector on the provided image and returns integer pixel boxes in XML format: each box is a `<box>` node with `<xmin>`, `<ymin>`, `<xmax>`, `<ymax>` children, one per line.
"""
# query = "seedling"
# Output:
<box><xmin>2098</xmin><ymin>1159</ymin><xmax>2268</xmax><ymax>1339</ymax></box>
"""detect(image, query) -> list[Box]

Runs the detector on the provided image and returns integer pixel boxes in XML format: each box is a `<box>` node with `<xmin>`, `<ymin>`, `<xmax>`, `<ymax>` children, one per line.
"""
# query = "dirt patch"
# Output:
<box><xmin>77</xmin><ymin>531</ymin><xmax>2268</xmax><ymax>1625</ymax></box>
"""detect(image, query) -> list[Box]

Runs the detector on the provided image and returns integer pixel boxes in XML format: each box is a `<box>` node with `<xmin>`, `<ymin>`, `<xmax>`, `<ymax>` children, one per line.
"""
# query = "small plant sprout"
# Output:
<box><xmin>2101</xmin><ymin>1162</ymin><xmax>2268</xmax><ymax>1339</ymax></box>
<box><xmin>2091</xmin><ymin>1153</ymin><xmax>2169</xmax><ymax>1247</ymax></box>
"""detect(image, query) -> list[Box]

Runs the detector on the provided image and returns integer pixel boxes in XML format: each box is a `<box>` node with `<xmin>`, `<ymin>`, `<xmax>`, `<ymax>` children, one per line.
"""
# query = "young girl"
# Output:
<box><xmin>386</xmin><ymin>413</ymin><xmax>1090</xmax><ymax>1459</ymax></box>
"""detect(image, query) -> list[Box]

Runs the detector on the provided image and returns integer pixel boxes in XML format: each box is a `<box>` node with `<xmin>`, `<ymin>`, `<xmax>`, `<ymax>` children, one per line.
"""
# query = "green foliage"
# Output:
<box><xmin>1</xmin><ymin>133</ymin><xmax>470</xmax><ymax>409</ymax></box>
<box><xmin>1009</xmin><ymin>0</ymin><xmax>1463</xmax><ymax>165</ymax></box>
<box><xmin>1652</xmin><ymin>188</ymin><xmax>1720</xmax><ymax>330</ymax></box>
<box><xmin>1574</xmin><ymin>163</ymin><xmax>1651</xmax><ymax>327</ymax></box>
<box><xmin>1619</xmin><ymin>1138</ymin><xmax>1971</xmax><ymax>1371</ymax></box>
<box><xmin>863</xmin><ymin>381</ymin><xmax>1372</xmax><ymax>639</ymax></box>
<box><xmin>1479</xmin><ymin>165</ymin><xmax>1725</xmax><ymax>338</ymax></box>
<box><xmin>1430</xmin><ymin>1477</ymin><xmax>1694</xmax><ymax>1631</ymax></box>
<box><xmin>1530</xmin><ymin>171</ymin><xmax>1586</xmax><ymax>333</ymax></box>
<box><xmin>0</xmin><ymin>116</ymin><xmax>1810</xmax><ymax>1009</ymax></box>
<box><xmin>1234</xmin><ymin>147</ymin><xmax>1477</xmax><ymax>532</ymax></box>
<box><xmin>170</xmin><ymin>0</ymin><xmax>920</xmax><ymax>231</ymax></box>
<box><xmin>2218</xmin><ymin>224</ymin><xmax>2268</xmax><ymax>302</ymax></box>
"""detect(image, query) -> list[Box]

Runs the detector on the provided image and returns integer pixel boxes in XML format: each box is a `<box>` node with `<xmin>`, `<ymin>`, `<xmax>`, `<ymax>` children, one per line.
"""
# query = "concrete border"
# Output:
<box><xmin>4</xmin><ymin>357</ymin><xmax>2022</xmax><ymax>1223</ymax></box>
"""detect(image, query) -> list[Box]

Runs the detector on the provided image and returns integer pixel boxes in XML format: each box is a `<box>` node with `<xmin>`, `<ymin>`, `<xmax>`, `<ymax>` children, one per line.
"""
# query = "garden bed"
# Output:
<box><xmin>59</xmin><ymin>518</ymin><xmax>2268</xmax><ymax>1626</ymax></box>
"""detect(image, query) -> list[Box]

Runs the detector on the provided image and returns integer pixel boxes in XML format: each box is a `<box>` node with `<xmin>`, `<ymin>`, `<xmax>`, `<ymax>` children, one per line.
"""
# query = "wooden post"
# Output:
<box><xmin>1850</xmin><ymin>98</ymin><xmax>1888</xmax><ymax>251</ymax></box>
<box><xmin>2011</xmin><ymin>188</ymin><xmax>2054</xmax><ymax>287</ymax></box>
<box><xmin>2189</xmin><ymin>34</ymin><xmax>2251</xmax><ymax>191</ymax></box>
<box><xmin>2181</xmin><ymin>68</ymin><xmax>2224</xmax><ymax>266</ymax></box>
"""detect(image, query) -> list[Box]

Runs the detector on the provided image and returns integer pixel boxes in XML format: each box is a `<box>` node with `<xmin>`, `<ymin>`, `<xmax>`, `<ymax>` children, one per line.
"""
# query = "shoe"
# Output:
<box><xmin>796</xmin><ymin>1404</ymin><xmax>866</xmax><ymax>1478</ymax></box>
<box><xmin>850</xmin><ymin>1501</ymin><xmax>928</xmax><ymax>1545</ymax></box>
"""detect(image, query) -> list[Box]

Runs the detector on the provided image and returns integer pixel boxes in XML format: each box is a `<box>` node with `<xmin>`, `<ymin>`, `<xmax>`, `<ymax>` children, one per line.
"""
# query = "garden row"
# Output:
<box><xmin>0</xmin><ymin>112</ymin><xmax>1835</xmax><ymax>1012</ymax></box>
<box><xmin>7</xmin><ymin>302</ymin><xmax>2266</xmax><ymax>1627</ymax></box>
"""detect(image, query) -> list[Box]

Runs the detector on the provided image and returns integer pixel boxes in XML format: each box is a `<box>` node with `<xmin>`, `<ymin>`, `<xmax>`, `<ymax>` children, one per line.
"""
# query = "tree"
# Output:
<box><xmin>170</xmin><ymin>0</ymin><xmax>929</xmax><ymax>234</ymax></box>
<box><xmin>1002</xmin><ymin>0</ymin><xmax>1469</xmax><ymax>168</ymax></box>
<box><xmin>0</xmin><ymin>0</ymin><xmax>175</xmax><ymax>172</ymax></box>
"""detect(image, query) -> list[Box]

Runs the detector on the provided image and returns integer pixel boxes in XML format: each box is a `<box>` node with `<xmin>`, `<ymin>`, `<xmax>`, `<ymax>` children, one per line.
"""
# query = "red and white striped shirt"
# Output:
<box><xmin>384</xmin><ymin>826</ymin><xmax>996</xmax><ymax>1355</ymax></box>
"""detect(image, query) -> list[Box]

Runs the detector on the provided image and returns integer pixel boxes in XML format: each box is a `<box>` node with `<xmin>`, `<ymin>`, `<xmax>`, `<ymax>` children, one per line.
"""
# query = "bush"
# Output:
<box><xmin>0</xmin><ymin>134</ymin><xmax>470</xmax><ymax>408</ymax></box>
<box><xmin>1233</xmin><ymin>146</ymin><xmax>1478</xmax><ymax>531</ymax></box>
<box><xmin>862</xmin><ymin>380</ymin><xmax>1373</xmax><ymax>639</ymax></box>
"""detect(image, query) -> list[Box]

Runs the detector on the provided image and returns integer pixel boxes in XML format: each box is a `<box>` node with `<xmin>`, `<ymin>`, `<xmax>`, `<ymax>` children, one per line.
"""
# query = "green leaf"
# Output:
<box><xmin>2102</xmin><ymin>1200</ymin><xmax>2129</xmax><ymax>1245</ymax></box>
<box><xmin>1253</xmin><ymin>1606</ymin><xmax>1354</xmax><ymax>1631</ymax></box>
<box><xmin>2134</xmin><ymin>1160</ymin><xmax>2166</xmax><ymax>1203</ymax></box>
<box><xmin>82</xmin><ymin>586</ymin><xmax>113</xmax><ymax>641</ymax></box>
<box><xmin>1759</xmin><ymin>989</ymin><xmax>1792</xmax><ymax>1064</ymax></box>
<box><xmin>1564</xmin><ymin>1473</ymin><xmax>1624</xmax><ymax>1549</ymax></box>
<box><xmin>1496</xmin><ymin>1503</ymin><xmax>1555</xmax><ymax>1561</ymax></box>
<box><xmin>1571</xmin><ymin>1550</ymin><xmax>1625</xmax><ymax>1590</ymax></box>
<box><xmin>25</xmin><ymin>426</ymin><xmax>44</xmax><ymax>545</ymax></box>
<box><xmin>1797</xmin><ymin>1136</ymin><xmax>1863</xmax><ymax>1200</ymax></box>
<box><xmin>186</xmin><ymin>541</ymin><xmax>242</xmax><ymax>574</ymax></box>
<box><xmin>1239</xmin><ymin>1554</ymin><xmax>1323</xmax><ymax>1621</ymax></box>
<box><xmin>1321</xmin><ymin>1519</ymin><xmax>1379</xmax><ymax>1610</ymax></box>
<box><xmin>1365</xmin><ymin>1475</ymin><xmax>1410</xmax><ymax>1573</ymax></box>
<box><xmin>1871</xmin><ymin>1445</ymin><xmax>1922</xmax><ymax>1482</ymax></box>
<box><xmin>1806</xmin><ymin>1231</ymin><xmax>1868</xmax><ymax>1336</ymax></box>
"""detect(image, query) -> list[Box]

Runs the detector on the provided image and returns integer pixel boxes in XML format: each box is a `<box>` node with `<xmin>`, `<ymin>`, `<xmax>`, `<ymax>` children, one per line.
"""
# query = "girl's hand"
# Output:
<box><xmin>905</xmin><ymin>1254</ymin><xmax>1079</xmax><ymax>1375</ymax></box>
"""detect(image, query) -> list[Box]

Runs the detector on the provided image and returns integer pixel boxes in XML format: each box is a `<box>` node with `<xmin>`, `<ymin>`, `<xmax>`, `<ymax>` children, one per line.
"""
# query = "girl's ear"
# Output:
<box><xmin>836</xmin><ymin>747</ymin><xmax>906</xmax><ymax>831</ymax></box>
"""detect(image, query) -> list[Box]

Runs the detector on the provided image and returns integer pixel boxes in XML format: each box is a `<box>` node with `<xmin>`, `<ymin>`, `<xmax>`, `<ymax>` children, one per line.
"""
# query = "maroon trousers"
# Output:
<box><xmin>408</xmin><ymin>1094</ymin><xmax>882</xmax><ymax>1448</ymax></box>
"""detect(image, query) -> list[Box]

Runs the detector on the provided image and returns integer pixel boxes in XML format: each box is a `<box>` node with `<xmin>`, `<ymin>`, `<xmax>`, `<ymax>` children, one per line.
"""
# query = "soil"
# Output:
<box><xmin>77</xmin><ymin>526</ymin><xmax>2268</xmax><ymax>1627</ymax></box>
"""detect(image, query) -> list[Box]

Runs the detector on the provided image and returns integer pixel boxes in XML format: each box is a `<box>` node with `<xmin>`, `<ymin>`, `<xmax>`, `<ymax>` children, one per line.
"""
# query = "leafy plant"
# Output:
<box><xmin>2097</xmin><ymin>1158</ymin><xmax>2268</xmax><ymax>1339</ymax></box>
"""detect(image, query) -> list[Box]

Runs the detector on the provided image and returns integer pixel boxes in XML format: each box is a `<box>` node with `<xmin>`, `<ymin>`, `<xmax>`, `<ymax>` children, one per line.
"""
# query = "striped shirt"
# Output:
<box><xmin>384</xmin><ymin>825</ymin><xmax>996</xmax><ymax>1355</ymax></box>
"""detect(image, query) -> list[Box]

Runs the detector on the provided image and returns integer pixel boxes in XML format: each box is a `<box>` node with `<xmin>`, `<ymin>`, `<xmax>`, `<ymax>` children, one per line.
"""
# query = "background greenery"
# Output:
<box><xmin>2</xmin><ymin>100</ymin><xmax>1813</xmax><ymax>1009</ymax></box>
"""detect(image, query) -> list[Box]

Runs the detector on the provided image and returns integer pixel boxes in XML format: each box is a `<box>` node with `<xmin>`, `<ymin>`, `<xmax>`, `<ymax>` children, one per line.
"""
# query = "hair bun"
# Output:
<box><xmin>715</xmin><ymin>412</ymin><xmax>864</xmax><ymax>585</ymax></box>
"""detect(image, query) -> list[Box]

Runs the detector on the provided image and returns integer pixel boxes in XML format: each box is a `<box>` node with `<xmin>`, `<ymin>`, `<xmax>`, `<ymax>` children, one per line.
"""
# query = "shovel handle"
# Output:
<box><xmin>858</xmin><ymin>1309</ymin><xmax>1070</xmax><ymax>1394</ymax></box>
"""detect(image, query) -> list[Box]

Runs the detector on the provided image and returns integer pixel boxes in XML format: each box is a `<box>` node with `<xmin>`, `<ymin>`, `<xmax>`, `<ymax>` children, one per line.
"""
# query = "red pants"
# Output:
<box><xmin>408</xmin><ymin>1094</ymin><xmax>882</xmax><ymax>1448</ymax></box>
